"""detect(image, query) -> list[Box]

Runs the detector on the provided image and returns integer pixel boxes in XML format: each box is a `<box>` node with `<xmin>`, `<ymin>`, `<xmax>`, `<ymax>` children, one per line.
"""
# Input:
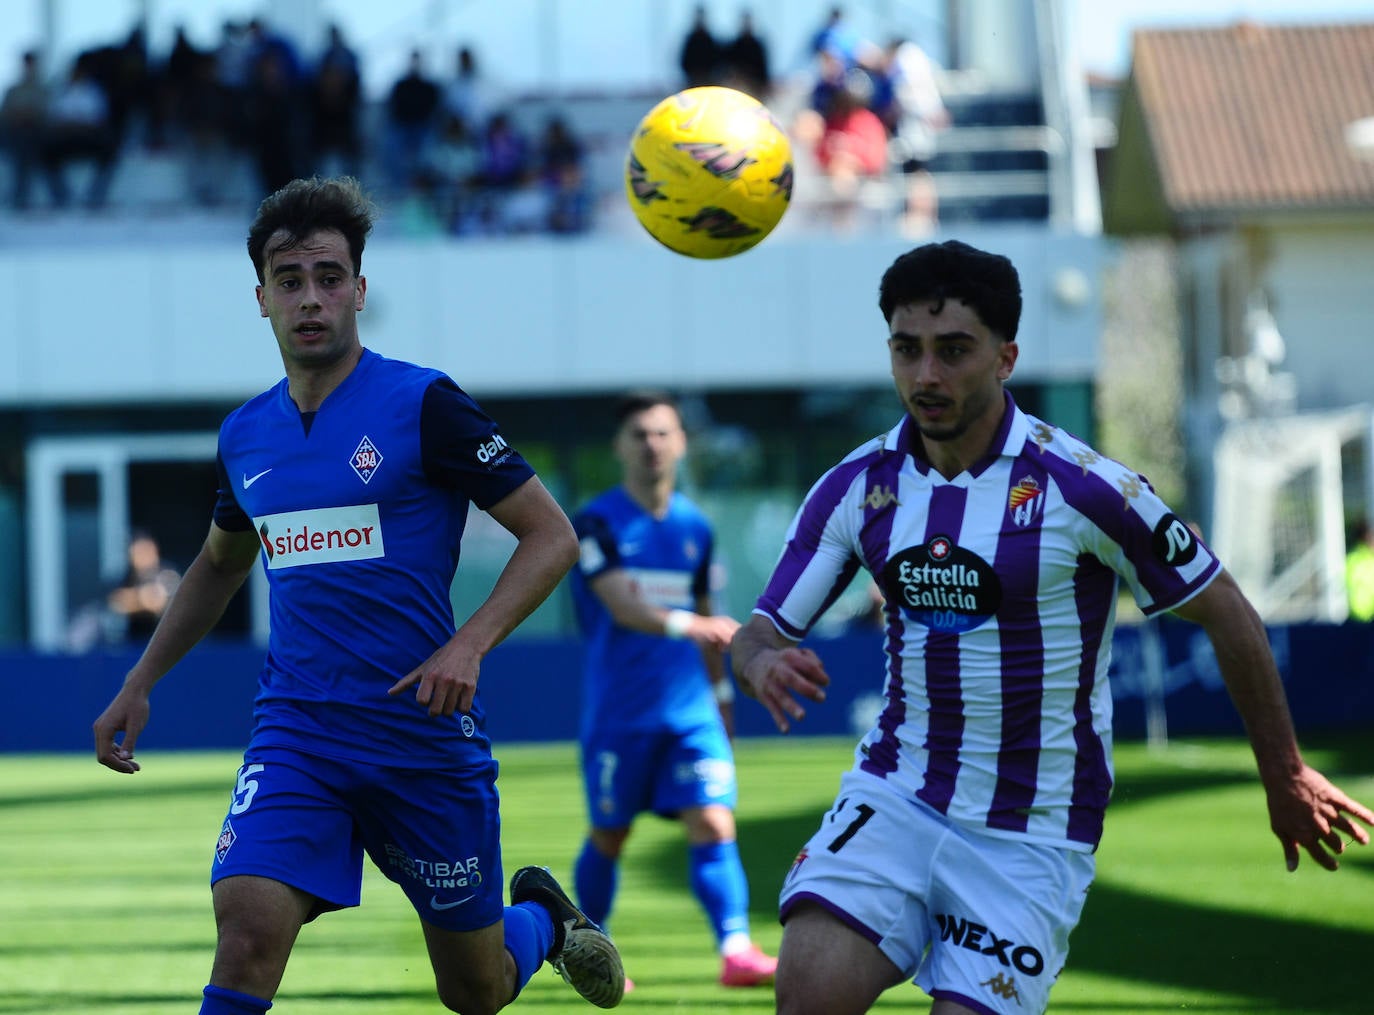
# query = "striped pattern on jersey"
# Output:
<box><xmin>754</xmin><ymin>395</ymin><xmax>1219</xmax><ymax>850</ymax></box>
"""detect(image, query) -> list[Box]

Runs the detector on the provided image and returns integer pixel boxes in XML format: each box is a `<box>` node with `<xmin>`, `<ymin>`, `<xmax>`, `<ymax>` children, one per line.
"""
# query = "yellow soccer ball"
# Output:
<box><xmin>625</xmin><ymin>86</ymin><xmax>793</xmax><ymax>259</ymax></box>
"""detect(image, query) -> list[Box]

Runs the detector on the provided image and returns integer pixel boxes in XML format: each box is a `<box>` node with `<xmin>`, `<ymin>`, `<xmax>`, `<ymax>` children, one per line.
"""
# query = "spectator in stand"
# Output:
<box><xmin>243</xmin><ymin>44</ymin><xmax>304</xmax><ymax>197</ymax></box>
<box><xmin>810</xmin><ymin>74</ymin><xmax>888</xmax><ymax>184</ymax></box>
<box><xmin>422</xmin><ymin>111</ymin><xmax>481</xmax><ymax>232</ymax></box>
<box><xmin>537</xmin><ymin>115</ymin><xmax>590</xmax><ymax>235</ymax></box>
<box><xmin>874</xmin><ymin>36</ymin><xmax>948</xmax><ymax>236</ymax></box>
<box><xmin>442</xmin><ymin>45</ymin><xmax>497</xmax><ymax>142</ymax></box>
<box><xmin>178</xmin><ymin>49</ymin><xmax>235</xmax><ymax>207</ymax></box>
<box><xmin>40</xmin><ymin>52</ymin><xmax>119</xmax><ymax>209</ymax></box>
<box><xmin>474</xmin><ymin>110</ymin><xmax>529</xmax><ymax>192</ymax></box>
<box><xmin>384</xmin><ymin>48</ymin><xmax>441</xmax><ymax>196</ymax></box>
<box><xmin>791</xmin><ymin>68</ymin><xmax>889</xmax><ymax>230</ymax></box>
<box><xmin>308</xmin><ymin>24</ymin><xmax>363</xmax><ymax>179</ymax></box>
<box><xmin>0</xmin><ymin>48</ymin><xmax>48</xmax><ymax>210</ymax></box>
<box><xmin>721</xmin><ymin>10</ymin><xmax>771</xmax><ymax>100</ymax></box>
<box><xmin>679</xmin><ymin>5</ymin><xmax>721</xmax><ymax>88</ymax></box>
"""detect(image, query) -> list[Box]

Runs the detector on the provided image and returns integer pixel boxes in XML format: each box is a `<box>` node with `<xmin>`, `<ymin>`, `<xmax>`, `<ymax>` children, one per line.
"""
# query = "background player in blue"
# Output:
<box><xmin>730</xmin><ymin>240</ymin><xmax>1374</xmax><ymax>1015</ymax></box>
<box><xmin>568</xmin><ymin>390</ymin><xmax>778</xmax><ymax>988</ymax></box>
<box><xmin>92</xmin><ymin>176</ymin><xmax>625</xmax><ymax>1014</ymax></box>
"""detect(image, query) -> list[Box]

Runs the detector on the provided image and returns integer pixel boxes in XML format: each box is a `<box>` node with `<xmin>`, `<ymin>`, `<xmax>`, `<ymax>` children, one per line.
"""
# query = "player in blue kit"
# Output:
<box><xmin>568</xmin><ymin>391</ymin><xmax>777</xmax><ymax>988</ymax></box>
<box><xmin>92</xmin><ymin>176</ymin><xmax>625</xmax><ymax>1014</ymax></box>
<box><xmin>730</xmin><ymin>240</ymin><xmax>1374</xmax><ymax>1015</ymax></box>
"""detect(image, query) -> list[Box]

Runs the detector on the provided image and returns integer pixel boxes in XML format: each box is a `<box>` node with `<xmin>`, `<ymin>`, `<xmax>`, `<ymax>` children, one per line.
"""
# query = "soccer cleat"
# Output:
<box><xmin>510</xmin><ymin>865</ymin><xmax>625</xmax><ymax>1008</ymax></box>
<box><xmin>719</xmin><ymin>943</ymin><xmax>778</xmax><ymax>987</ymax></box>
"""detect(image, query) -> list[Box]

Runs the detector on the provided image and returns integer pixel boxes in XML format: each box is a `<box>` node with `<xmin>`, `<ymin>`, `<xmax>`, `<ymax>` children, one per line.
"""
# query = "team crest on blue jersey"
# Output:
<box><xmin>882</xmin><ymin>536</ymin><xmax>1001</xmax><ymax>633</ymax></box>
<box><xmin>215</xmin><ymin>819</ymin><xmax>236</xmax><ymax>863</ymax></box>
<box><xmin>1008</xmin><ymin>477</ymin><xmax>1045</xmax><ymax>527</ymax></box>
<box><xmin>350</xmin><ymin>435</ymin><xmax>383</xmax><ymax>484</ymax></box>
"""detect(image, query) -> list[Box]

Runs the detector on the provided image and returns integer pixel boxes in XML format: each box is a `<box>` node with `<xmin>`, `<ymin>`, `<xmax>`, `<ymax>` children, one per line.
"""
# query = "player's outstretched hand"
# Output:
<box><xmin>1267</xmin><ymin>765</ymin><xmax>1374</xmax><ymax>872</ymax></box>
<box><xmin>686</xmin><ymin>614</ymin><xmax>741</xmax><ymax>652</ymax></box>
<box><xmin>738</xmin><ymin>645</ymin><xmax>830</xmax><ymax>734</ymax></box>
<box><xmin>93</xmin><ymin>687</ymin><xmax>149</xmax><ymax>774</ymax></box>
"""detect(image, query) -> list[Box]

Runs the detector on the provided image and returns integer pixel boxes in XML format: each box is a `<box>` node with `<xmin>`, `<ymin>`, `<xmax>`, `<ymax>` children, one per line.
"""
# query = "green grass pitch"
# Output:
<box><xmin>1</xmin><ymin>734</ymin><xmax>1370</xmax><ymax>1013</ymax></box>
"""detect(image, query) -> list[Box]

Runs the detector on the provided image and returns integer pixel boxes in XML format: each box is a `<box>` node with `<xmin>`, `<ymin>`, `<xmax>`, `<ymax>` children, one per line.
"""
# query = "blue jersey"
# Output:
<box><xmin>213</xmin><ymin>348</ymin><xmax>534</xmax><ymax>768</ymax></box>
<box><xmin>570</xmin><ymin>487</ymin><xmax>719</xmax><ymax>736</ymax></box>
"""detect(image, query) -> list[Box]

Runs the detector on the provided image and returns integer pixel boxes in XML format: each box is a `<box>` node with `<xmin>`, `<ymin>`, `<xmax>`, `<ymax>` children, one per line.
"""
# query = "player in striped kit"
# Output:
<box><xmin>730</xmin><ymin>240</ymin><xmax>1373</xmax><ymax>1015</ymax></box>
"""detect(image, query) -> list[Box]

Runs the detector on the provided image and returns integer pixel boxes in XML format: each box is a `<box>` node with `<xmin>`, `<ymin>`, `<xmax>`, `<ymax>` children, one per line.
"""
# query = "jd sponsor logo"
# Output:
<box><xmin>253</xmin><ymin>504</ymin><xmax>384</xmax><ymax>569</ymax></box>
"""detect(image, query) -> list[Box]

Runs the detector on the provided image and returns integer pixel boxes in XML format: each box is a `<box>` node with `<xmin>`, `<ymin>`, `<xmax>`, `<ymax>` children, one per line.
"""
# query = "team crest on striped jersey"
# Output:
<box><xmin>1008</xmin><ymin>477</ymin><xmax>1045</xmax><ymax>527</ymax></box>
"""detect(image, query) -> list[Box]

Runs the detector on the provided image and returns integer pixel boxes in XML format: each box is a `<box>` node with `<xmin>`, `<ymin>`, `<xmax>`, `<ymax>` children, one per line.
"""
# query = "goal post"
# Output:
<box><xmin>1210</xmin><ymin>406</ymin><xmax>1374</xmax><ymax>622</ymax></box>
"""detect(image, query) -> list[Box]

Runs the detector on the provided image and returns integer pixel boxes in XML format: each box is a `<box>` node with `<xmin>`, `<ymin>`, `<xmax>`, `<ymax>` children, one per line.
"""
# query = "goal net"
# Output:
<box><xmin>1211</xmin><ymin>406</ymin><xmax>1374</xmax><ymax>622</ymax></box>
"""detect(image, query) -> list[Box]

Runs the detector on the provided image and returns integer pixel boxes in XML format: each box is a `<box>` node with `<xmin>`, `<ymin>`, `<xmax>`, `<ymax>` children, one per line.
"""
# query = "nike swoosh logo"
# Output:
<box><xmin>430</xmin><ymin>893</ymin><xmax>476</xmax><ymax>911</ymax></box>
<box><xmin>242</xmin><ymin>468</ymin><xmax>272</xmax><ymax>489</ymax></box>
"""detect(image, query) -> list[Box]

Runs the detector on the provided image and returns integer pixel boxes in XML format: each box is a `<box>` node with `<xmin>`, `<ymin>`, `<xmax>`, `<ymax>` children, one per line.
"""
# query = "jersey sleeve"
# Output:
<box><xmin>754</xmin><ymin>462</ymin><xmax>866</xmax><ymax>639</ymax></box>
<box><xmin>574</xmin><ymin>510</ymin><xmax>619</xmax><ymax>582</ymax></box>
<box><xmin>420</xmin><ymin>377</ymin><xmax>536</xmax><ymax>510</ymax></box>
<box><xmin>212</xmin><ymin>450</ymin><xmax>253</xmax><ymax>532</ymax></box>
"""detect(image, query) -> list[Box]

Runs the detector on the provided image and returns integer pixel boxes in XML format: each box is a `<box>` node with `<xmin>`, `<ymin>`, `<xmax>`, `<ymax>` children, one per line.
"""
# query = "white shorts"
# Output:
<box><xmin>779</xmin><ymin>770</ymin><xmax>1094</xmax><ymax>1015</ymax></box>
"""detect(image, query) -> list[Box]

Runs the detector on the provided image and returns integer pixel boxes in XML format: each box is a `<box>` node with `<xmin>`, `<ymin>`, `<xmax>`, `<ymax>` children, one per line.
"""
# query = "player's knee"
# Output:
<box><xmin>435</xmin><ymin>974</ymin><xmax>508</xmax><ymax>1015</ymax></box>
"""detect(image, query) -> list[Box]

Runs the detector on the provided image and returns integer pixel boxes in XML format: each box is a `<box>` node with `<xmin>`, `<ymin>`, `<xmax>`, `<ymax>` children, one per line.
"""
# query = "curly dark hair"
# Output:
<box><xmin>877</xmin><ymin>240</ymin><xmax>1023</xmax><ymax>342</ymax></box>
<box><xmin>246</xmin><ymin>176</ymin><xmax>377</xmax><ymax>283</ymax></box>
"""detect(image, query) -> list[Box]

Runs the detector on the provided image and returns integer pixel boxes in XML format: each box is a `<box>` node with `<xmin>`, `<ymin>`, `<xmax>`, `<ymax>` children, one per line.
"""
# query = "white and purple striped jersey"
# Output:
<box><xmin>754</xmin><ymin>393</ymin><xmax>1219</xmax><ymax>851</ymax></box>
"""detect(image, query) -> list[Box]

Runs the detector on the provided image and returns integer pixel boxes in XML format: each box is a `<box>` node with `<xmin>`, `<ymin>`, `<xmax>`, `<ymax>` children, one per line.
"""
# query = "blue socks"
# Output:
<box><xmin>689</xmin><ymin>840</ymin><xmax>751</xmax><ymax>947</ymax></box>
<box><xmin>574</xmin><ymin>837</ymin><xmax>618</xmax><ymax>928</ymax></box>
<box><xmin>505</xmin><ymin>900</ymin><xmax>556</xmax><ymax>992</ymax></box>
<box><xmin>200</xmin><ymin>985</ymin><xmax>272</xmax><ymax>1014</ymax></box>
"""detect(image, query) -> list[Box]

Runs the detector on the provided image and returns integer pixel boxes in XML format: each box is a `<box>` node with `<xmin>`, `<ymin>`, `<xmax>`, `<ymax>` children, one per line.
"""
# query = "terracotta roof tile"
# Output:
<box><xmin>1132</xmin><ymin>22</ymin><xmax>1374</xmax><ymax>211</ymax></box>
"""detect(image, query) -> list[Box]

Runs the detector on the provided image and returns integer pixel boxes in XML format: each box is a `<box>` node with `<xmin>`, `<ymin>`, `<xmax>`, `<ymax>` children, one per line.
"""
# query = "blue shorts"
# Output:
<box><xmin>581</xmin><ymin>721</ymin><xmax>736</xmax><ymax>828</ymax></box>
<box><xmin>211</xmin><ymin>745</ymin><xmax>503</xmax><ymax>931</ymax></box>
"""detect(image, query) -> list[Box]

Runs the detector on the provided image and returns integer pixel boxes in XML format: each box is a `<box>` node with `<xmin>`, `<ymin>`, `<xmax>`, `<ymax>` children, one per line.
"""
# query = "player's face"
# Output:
<box><xmin>614</xmin><ymin>404</ymin><xmax>687</xmax><ymax>486</ymax></box>
<box><xmin>887</xmin><ymin>297</ymin><xmax>1017</xmax><ymax>465</ymax></box>
<box><xmin>256</xmin><ymin>228</ymin><xmax>366</xmax><ymax>371</ymax></box>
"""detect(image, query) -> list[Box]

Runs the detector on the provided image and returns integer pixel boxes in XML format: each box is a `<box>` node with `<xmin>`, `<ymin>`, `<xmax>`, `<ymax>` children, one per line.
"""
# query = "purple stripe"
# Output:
<box><xmin>1067</xmin><ymin>556</ymin><xmax>1115</xmax><ymax>845</ymax></box>
<box><xmin>780</xmin><ymin>891</ymin><xmax>883</xmax><ymax>946</ymax></box>
<box><xmin>914</xmin><ymin>485</ymin><xmax>967</xmax><ymax>815</ymax></box>
<box><xmin>987</xmin><ymin>456</ymin><xmax>1048</xmax><ymax>833</ymax></box>
<box><xmin>857</xmin><ymin>452</ymin><xmax>906</xmax><ymax>779</ymax></box>
<box><xmin>755</xmin><ymin>456</ymin><xmax>873</xmax><ymax>633</ymax></box>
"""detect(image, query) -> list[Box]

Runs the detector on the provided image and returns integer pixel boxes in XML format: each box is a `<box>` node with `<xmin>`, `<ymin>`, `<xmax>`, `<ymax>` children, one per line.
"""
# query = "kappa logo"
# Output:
<box><xmin>981</xmin><ymin>973</ymin><xmax>1022</xmax><ymax>1003</ymax></box>
<box><xmin>1008</xmin><ymin>476</ymin><xmax>1044</xmax><ymax>527</ymax></box>
<box><xmin>862</xmin><ymin>484</ymin><xmax>899</xmax><ymax>510</ymax></box>
<box><xmin>351</xmin><ymin>435</ymin><xmax>383</xmax><ymax>484</ymax></box>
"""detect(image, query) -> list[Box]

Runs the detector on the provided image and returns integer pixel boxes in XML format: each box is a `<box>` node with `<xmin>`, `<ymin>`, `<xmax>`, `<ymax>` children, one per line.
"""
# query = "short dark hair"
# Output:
<box><xmin>246</xmin><ymin>176</ymin><xmax>376</xmax><ymax>283</ymax></box>
<box><xmin>614</xmin><ymin>389</ymin><xmax>680</xmax><ymax>426</ymax></box>
<box><xmin>877</xmin><ymin>240</ymin><xmax>1022</xmax><ymax>341</ymax></box>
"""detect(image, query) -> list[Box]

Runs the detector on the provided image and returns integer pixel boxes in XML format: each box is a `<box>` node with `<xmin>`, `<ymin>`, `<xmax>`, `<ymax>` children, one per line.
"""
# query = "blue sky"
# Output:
<box><xmin>4</xmin><ymin>0</ymin><xmax>1373</xmax><ymax>97</ymax></box>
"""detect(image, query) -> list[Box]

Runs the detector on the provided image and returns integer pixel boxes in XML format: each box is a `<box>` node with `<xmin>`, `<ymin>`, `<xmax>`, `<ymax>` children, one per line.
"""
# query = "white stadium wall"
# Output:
<box><xmin>0</xmin><ymin>228</ymin><xmax>1104</xmax><ymax>407</ymax></box>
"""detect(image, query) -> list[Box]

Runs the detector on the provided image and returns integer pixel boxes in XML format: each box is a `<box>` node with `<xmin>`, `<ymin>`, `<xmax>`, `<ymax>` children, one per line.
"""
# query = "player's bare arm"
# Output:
<box><xmin>1172</xmin><ymin>570</ymin><xmax>1374</xmax><ymax>870</ymax></box>
<box><xmin>730</xmin><ymin>615</ymin><xmax>830</xmax><ymax>733</ymax></box>
<box><xmin>390</xmin><ymin>476</ymin><xmax>577</xmax><ymax>717</ymax></box>
<box><xmin>94</xmin><ymin>523</ymin><xmax>261</xmax><ymax>774</ymax></box>
<box><xmin>589</xmin><ymin>570</ymin><xmax>740</xmax><ymax>649</ymax></box>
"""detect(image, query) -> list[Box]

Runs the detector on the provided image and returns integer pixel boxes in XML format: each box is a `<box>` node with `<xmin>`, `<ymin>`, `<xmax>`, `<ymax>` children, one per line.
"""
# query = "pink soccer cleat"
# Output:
<box><xmin>719</xmin><ymin>943</ymin><xmax>777</xmax><ymax>987</ymax></box>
